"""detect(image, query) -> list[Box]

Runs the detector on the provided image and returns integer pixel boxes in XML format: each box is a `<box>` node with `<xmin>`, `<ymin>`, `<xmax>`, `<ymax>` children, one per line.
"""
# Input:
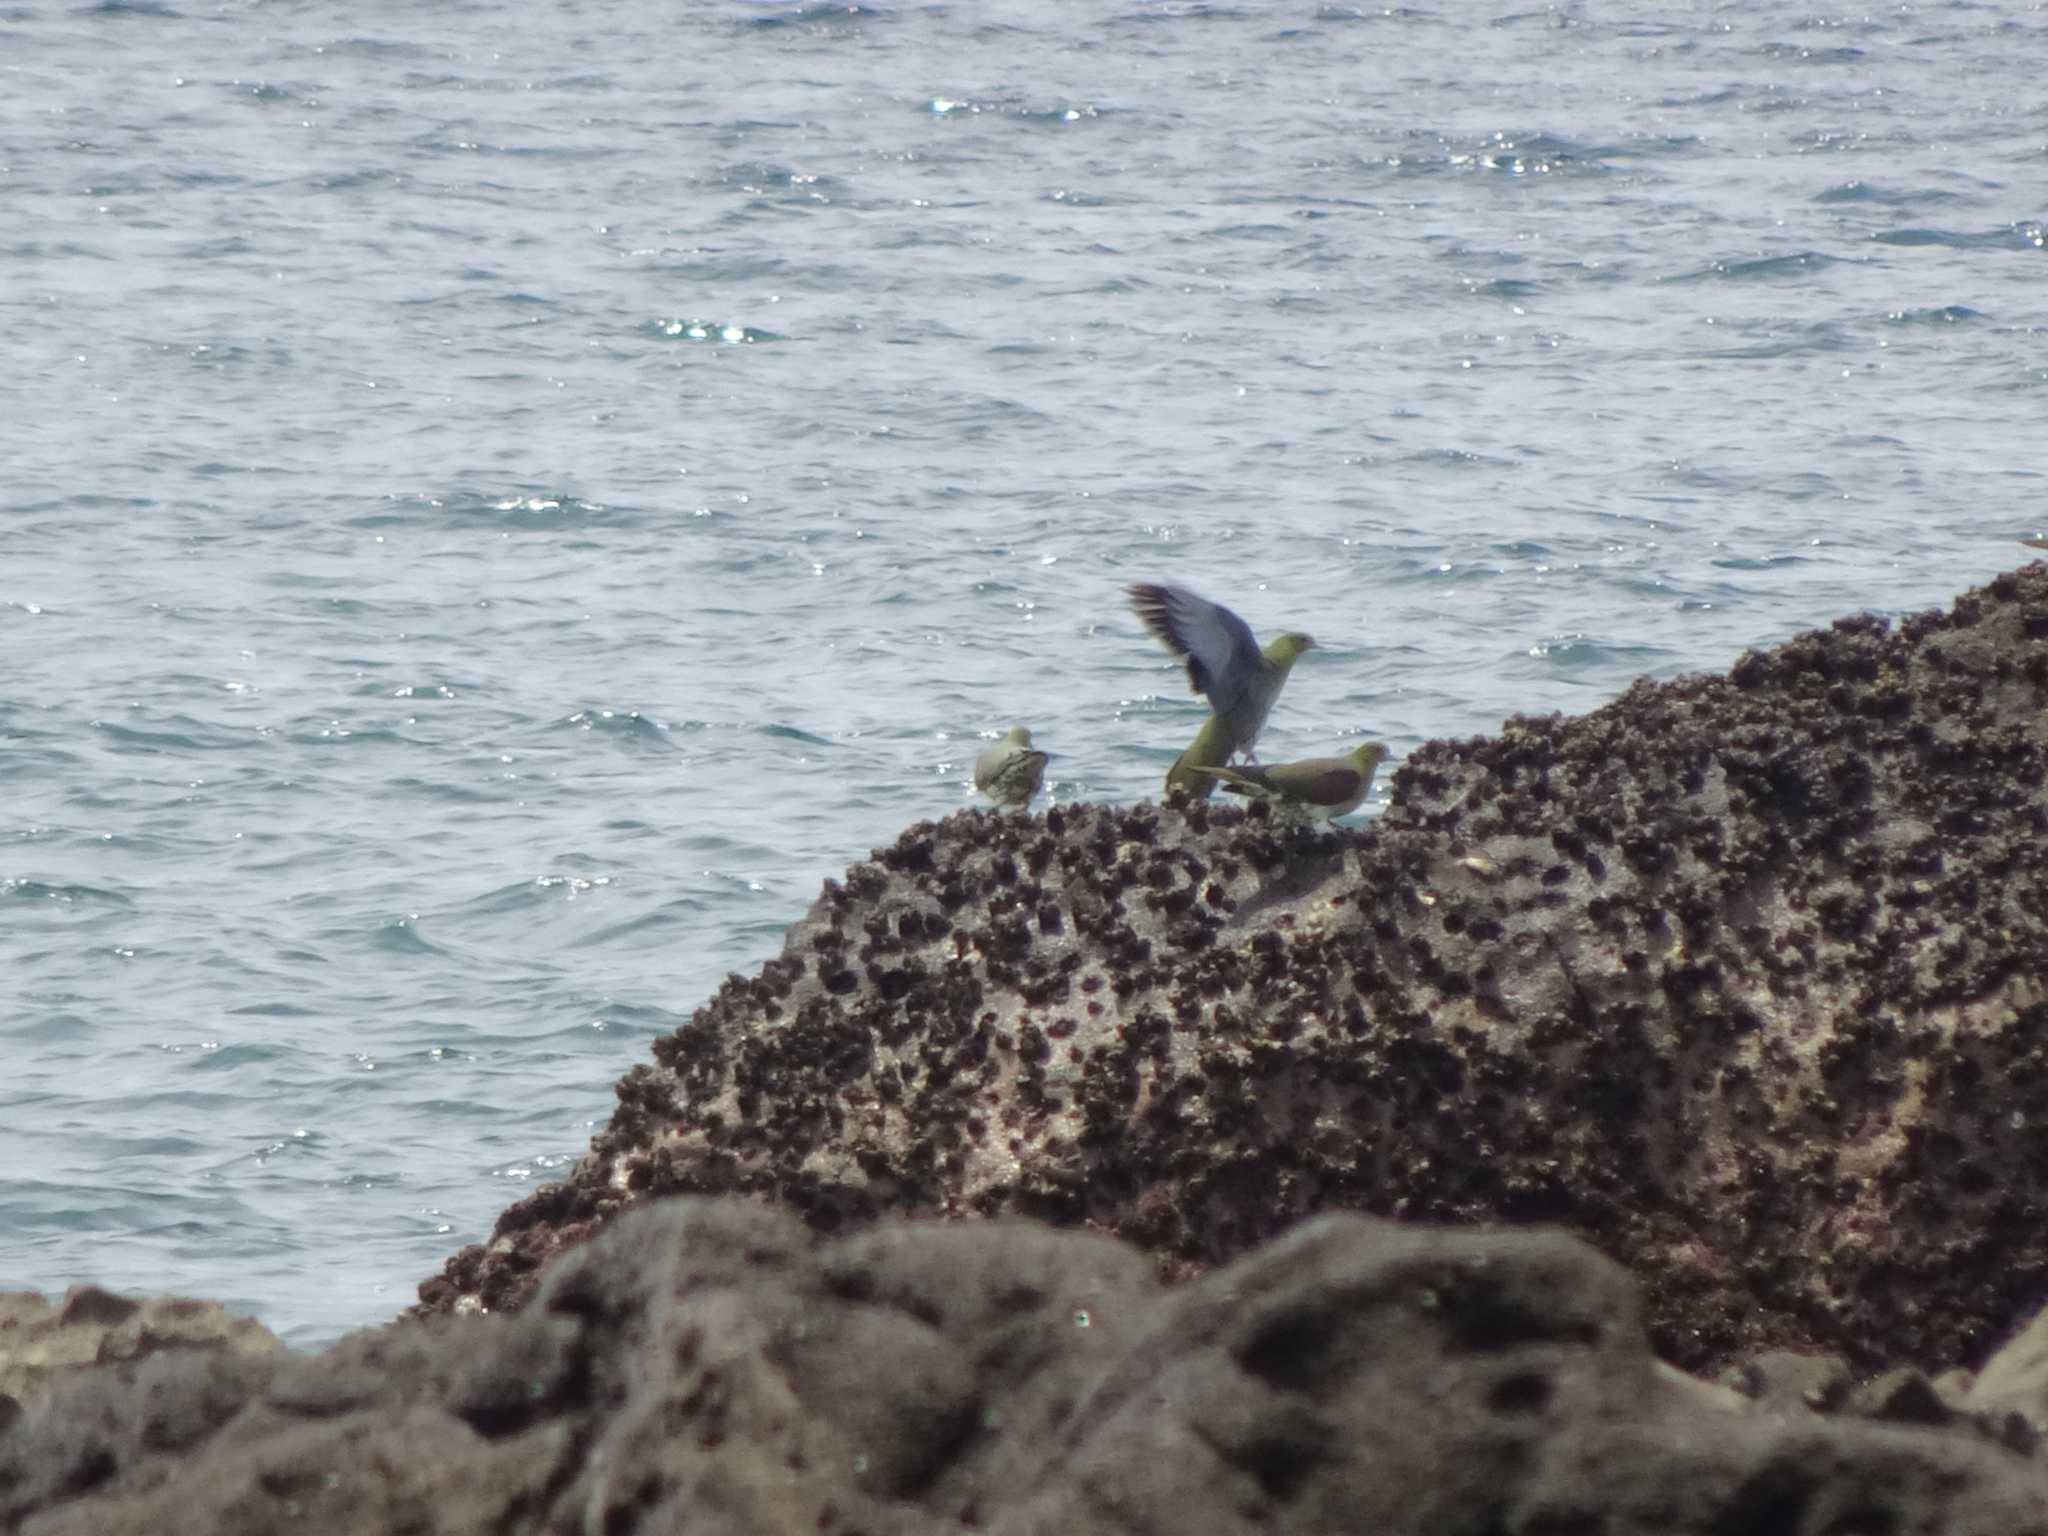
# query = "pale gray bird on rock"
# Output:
<box><xmin>974</xmin><ymin>725</ymin><xmax>1049</xmax><ymax>808</ymax></box>
<box><xmin>1188</xmin><ymin>741</ymin><xmax>1389</xmax><ymax>821</ymax></box>
<box><xmin>1127</xmin><ymin>583</ymin><xmax>1315</xmax><ymax>763</ymax></box>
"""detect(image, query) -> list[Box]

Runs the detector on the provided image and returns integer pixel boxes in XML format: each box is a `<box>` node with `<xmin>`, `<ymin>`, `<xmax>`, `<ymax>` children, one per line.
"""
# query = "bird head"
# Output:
<box><xmin>1350</xmin><ymin>741</ymin><xmax>1389</xmax><ymax>770</ymax></box>
<box><xmin>1264</xmin><ymin>632</ymin><xmax>1316</xmax><ymax>667</ymax></box>
<box><xmin>1007</xmin><ymin>725</ymin><xmax>1034</xmax><ymax>745</ymax></box>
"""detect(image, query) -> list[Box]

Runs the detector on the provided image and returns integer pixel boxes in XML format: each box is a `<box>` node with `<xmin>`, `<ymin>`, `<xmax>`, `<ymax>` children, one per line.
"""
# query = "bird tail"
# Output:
<box><xmin>1183</xmin><ymin>765</ymin><xmax>1257</xmax><ymax>791</ymax></box>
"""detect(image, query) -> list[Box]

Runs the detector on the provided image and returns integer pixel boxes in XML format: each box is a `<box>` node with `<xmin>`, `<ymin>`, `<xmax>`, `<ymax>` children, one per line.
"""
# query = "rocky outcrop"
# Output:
<box><xmin>16</xmin><ymin>569</ymin><xmax>2048</xmax><ymax>1532</ymax></box>
<box><xmin>418</xmin><ymin>566</ymin><xmax>2048</xmax><ymax>1380</ymax></box>
<box><xmin>0</xmin><ymin>1286</ymin><xmax>282</xmax><ymax>1412</ymax></box>
<box><xmin>11</xmin><ymin>1198</ymin><xmax>2048</xmax><ymax>1535</ymax></box>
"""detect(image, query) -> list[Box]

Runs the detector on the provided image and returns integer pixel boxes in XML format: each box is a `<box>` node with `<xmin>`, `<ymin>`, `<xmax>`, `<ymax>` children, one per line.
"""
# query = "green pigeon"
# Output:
<box><xmin>974</xmin><ymin>725</ymin><xmax>1049</xmax><ymax>808</ymax></box>
<box><xmin>1187</xmin><ymin>741</ymin><xmax>1389</xmax><ymax>821</ymax></box>
<box><xmin>1128</xmin><ymin>583</ymin><xmax>1315</xmax><ymax>763</ymax></box>
<box><xmin>1164</xmin><ymin>711</ymin><xmax>1234</xmax><ymax>800</ymax></box>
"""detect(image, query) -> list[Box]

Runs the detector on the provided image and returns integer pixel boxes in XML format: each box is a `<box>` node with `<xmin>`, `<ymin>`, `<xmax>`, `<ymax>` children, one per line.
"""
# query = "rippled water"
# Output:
<box><xmin>4</xmin><ymin>0</ymin><xmax>2044</xmax><ymax>1343</ymax></box>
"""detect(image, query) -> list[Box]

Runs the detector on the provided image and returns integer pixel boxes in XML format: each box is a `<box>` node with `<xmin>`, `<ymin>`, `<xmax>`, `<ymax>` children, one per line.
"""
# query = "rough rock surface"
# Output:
<box><xmin>0</xmin><ymin>1286</ymin><xmax>282</xmax><ymax>1411</ymax></box>
<box><xmin>419</xmin><ymin>567</ymin><xmax>2048</xmax><ymax>1378</ymax></box>
<box><xmin>11</xmin><ymin>1198</ymin><xmax>2048</xmax><ymax>1534</ymax></box>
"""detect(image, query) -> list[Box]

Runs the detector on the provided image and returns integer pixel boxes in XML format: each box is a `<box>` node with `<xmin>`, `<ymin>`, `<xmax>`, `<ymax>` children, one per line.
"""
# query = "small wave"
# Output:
<box><xmin>1870</xmin><ymin>227</ymin><xmax>2018</xmax><ymax>251</ymax></box>
<box><xmin>1812</xmin><ymin>181</ymin><xmax>1959</xmax><ymax>208</ymax></box>
<box><xmin>1525</xmin><ymin>635</ymin><xmax>1680</xmax><ymax>673</ymax></box>
<box><xmin>2</xmin><ymin>878</ymin><xmax>135</xmax><ymax>908</ymax></box>
<box><xmin>1756</xmin><ymin>41</ymin><xmax>1866</xmax><ymax>63</ymax></box>
<box><xmin>1698</xmin><ymin>321</ymin><xmax>1852</xmax><ymax>360</ymax></box>
<box><xmin>563</xmin><ymin>906</ymin><xmax>697</xmax><ymax>950</ymax></box>
<box><xmin>650</xmin><ymin>318</ymin><xmax>781</xmax><ymax>344</ymax></box>
<box><xmin>320</xmin><ymin>36</ymin><xmax>433</xmax><ymax>60</ymax></box>
<box><xmin>1883</xmin><ymin>305</ymin><xmax>1985</xmax><ymax>326</ymax></box>
<box><xmin>758</xmin><ymin>723</ymin><xmax>833</xmax><ymax>747</ymax></box>
<box><xmin>284</xmin><ymin>723</ymin><xmax>408</xmax><ymax>748</ymax></box>
<box><xmin>384</xmin><ymin>777</ymin><xmax>505</xmax><ymax>805</ymax></box>
<box><xmin>369</xmin><ymin>919</ymin><xmax>446</xmax><ymax>957</ymax></box>
<box><xmin>1397</xmin><ymin>448</ymin><xmax>1518</xmax><ymax>472</ymax></box>
<box><xmin>1667</xmin><ymin>251</ymin><xmax>1843</xmax><ymax>283</ymax></box>
<box><xmin>1208</xmin><ymin>222</ymin><xmax>1294</xmax><ymax>243</ymax></box>
<box><xmin>1589</xmin><ymin>134</ymin><xmax>1705</xmax><ymax>160</ymax></box>
<box><xmin>1113</xmin><ymin>4</ymin><xmax>1255</xmax><ymax>24</ymax></box>
<box><xmin>349</xmin><ymin>491</ymin><xmax>634</xmax><ymax>530</ymax></box>
<box><xmin>1712</xmin><ymin>553</ymin><xmax>1816</xmax><ymax>572</ymax></box>
<box><xmin>562</xmin><ymin>709</ymin><xmax>671</xmax><ymax>745</ymax></box>
<box><xmin>716</xmin><ymin>161</ymin><xmax>844</xmax><ymax>203</ymax></box>
<box><xmin>448</xmin><ymin>873</ymin><xmax>616</xmax><ymax>923</ymax></box>
<box><xmin>374</xmin><ymin>682</ymin><xmax>460</xmax><ymax>702</ymax></box>
<box><xmin>1442</xmin><ymin>132</ymin><xmax>1616</xmax><ymax>179</ymax></box>
<box><xmin>1391</xmin><ymin>559</ymin><xmax>1510</xmax><ymax>587</ymax></box>
<box><xmin>184</xmin><ymin>1041</ymin><xmax>290</xmax><ymax>1069</ymax></box>
<box><xmin>590</xmin><ymin>1001</ymin><xmax>692</xmax><ymax>1035</ymax></box>
<box><xmin>94</xmin><ymin>717</ymin><xmax>251</xmax><ymax>754</ymax></box>
<box><xmin>923</xmin><ymin>96</ymin><xmax>1101</xmax><ymax>126</ymax></box>
<box><xmin>738</xmin><ymin>2</ymin><xmax>878</xmax><ymax>32</ymax></box>
<box><xmin>1524</xmin><ymin>633</ymin><xmax>1605</xmax><ymax>669</ymax></box>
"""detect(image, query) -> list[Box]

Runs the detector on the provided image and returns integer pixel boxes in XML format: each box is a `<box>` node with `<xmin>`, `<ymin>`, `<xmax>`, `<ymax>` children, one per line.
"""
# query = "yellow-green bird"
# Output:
<box><xmin>1128</xmin><ymin>583</ymin><xmax>1314</xmax><ymax>764</ymax></box>
<box><xmin>974</xmin><ymin>725</ymin><xmax>1049</xmax><ymax>808</ymax></box>
<box><xmin>1188</xmin><ymin>741</ymin><xmax>1389</xmax><ymax>821</ymax></box>
<box><xmin>1164</xmin><ymin>711</ymin><xmax>1234</xmax><ymax>800</ymax></box>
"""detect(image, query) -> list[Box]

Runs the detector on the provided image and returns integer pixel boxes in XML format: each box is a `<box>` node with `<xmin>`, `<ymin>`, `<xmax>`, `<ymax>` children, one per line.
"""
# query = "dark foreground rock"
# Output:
<box><xmin>422</xmin><ymin>566</ymin><xmax>2048</xmax><ymax>1379</ymax></box>
<box><xmin>9</xmin><ymin>1198</ymin><xmax>2048</xmax><ymax>1534</ymax></box>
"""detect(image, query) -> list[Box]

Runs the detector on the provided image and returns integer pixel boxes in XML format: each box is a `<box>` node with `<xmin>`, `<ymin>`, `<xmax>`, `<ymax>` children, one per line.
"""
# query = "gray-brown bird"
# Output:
<box><xmin>1187</xmin><ymin>741</ymin><xmax>1388</xmax><ymax>821</ymax></box>
<box><xmin>973</xmin><ymin>725</ymin><xmax>1049</xmax><ymax>808</ymax></box>
<box><xmin>1127</xmin><ymin>583</ymin><xmax>1314</xmax><ymax>764</ymax></box>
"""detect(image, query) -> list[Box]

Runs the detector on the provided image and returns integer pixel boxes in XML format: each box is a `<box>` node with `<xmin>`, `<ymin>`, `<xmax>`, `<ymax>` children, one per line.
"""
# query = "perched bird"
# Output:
<box><xmin>1127</xmin><ymin>583</ymin><xmax>1314</xmax><ymax>763</ymax></box>
<box><xmin>973</xmin><ymin>725</ymin><xmax>1049</xmax><ymax>808</ymax></box>
<box><xmin>1164</xmin><ymin>711</ymin><xmax>1234</xmax><ymax>800</ymax></box>
<box><xmin>1187</xmin><ymin>741</ymin><xmax>1389</xmax><ymax>821</ymax></box>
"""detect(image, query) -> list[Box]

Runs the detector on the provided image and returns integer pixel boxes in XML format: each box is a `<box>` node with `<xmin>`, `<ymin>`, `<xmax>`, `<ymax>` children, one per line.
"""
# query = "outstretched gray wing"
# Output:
<box><xmin>1127</xmin><ymin>583</ymin><xmax>1262</xmax><ymax>713</ymax></box>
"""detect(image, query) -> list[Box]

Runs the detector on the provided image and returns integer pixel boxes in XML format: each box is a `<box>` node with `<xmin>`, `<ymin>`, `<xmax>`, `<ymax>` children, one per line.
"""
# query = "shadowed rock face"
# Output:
<box><xmin>12</xmin><ymin>1201</ymin><xmax>2048</xmax><ymax>1535</ymax></box>
<box><xmin>418</xmin><ymin>566</ymin><xmax>2048</xmax><ymax>1377</ymax></box>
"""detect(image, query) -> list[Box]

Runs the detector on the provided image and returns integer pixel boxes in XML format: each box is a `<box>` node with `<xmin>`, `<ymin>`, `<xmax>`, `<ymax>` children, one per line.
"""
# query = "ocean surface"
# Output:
<box><xmin>3</xmin><ymin>0</ymin><xmax>2045</xmax><ymax>1346</ymax></box>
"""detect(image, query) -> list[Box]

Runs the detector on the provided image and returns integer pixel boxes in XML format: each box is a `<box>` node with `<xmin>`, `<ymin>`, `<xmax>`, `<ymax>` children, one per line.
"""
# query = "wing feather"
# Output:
<box><xmin>1300</xmin><ymin>765</ymin><xmax>1358</xmax><ymax>805</ymax></box>
<box><xmin>1126</xmin><ymin>584</ymin><xmax>1263</xmax><ymax>713</ymax></box>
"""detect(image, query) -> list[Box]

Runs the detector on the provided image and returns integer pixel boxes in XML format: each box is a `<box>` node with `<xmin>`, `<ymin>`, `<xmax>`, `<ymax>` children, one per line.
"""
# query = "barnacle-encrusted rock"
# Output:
<box><xmin>420</xmin><ymin>566</ymin><xmax>2048</xmax><ymax>1377</ymax></box>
